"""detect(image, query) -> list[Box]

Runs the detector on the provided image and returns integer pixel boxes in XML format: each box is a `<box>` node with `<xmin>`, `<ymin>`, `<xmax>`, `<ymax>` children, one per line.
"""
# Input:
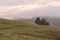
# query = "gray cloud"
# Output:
<box><xmin>0</xmin><ymin>0</ymin><xmax>60</xmax><ymax>6</ymax></box>
<box><xmin>0</xmin><ymin>0</ymin><xmax>37</xmax><ymax>6</ymax></box>
<box><xmin>0</xmin><ymin>7</ymin><xmax>60</xmax><ymax>19</ymax></box>
<box><xmin>18</xmin><ymin>7</ymin><xmax>60</xmax><ymax>17</ymax></box>
<box><xmin>0</xmin><ymin>0</ymin><xmax>60</xmax><ymax>19</ymax></box>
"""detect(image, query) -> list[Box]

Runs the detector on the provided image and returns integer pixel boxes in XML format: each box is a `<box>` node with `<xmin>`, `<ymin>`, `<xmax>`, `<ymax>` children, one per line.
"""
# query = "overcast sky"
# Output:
<box><xmin>0</xmin><ymin>0</ymin><xmax>60</xmax><ymax>19</ymax></box>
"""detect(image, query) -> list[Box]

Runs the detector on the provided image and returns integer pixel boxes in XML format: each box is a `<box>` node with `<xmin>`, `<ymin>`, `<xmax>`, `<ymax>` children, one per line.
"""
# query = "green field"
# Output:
<box><xmin>0</xmin><ymin>18</ymin><xmax>60</xmax><ymax>40</ymax></box>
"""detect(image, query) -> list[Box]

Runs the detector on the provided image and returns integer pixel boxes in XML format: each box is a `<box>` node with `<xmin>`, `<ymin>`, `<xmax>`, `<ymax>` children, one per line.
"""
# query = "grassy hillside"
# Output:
<box><xmin>0</xmin><ymin>18</ymin><xmax>60</xmax><ymax>40</ymax></box>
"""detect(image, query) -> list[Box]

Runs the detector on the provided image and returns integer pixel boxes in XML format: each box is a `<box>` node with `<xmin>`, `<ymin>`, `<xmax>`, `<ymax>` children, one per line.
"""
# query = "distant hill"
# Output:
<box><xmin>15</xmin><ymin>18</ymin><xmax>35</xmax><ymax>23</ymax></box>
<box><xmin>42</xmin><ymin>17</ymin><xmax>60</xmax><ymax>26</ymax></box>
<box><xmin>15</xmin><ymin>17</ymin><xmax>60</xmax><ymax>26</ymax></box>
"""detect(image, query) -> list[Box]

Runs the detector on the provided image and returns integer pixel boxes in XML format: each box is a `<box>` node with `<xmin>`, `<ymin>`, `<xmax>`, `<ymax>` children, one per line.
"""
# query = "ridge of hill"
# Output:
<box><xmin>0</xmin><ymin>18</ymin><xmax>29</xmax><ymax>28</ymax></box>
<box><xmin>15</xmin><ymin>17</ymin><xmax>60</xmax><ymax>26</ymax></box>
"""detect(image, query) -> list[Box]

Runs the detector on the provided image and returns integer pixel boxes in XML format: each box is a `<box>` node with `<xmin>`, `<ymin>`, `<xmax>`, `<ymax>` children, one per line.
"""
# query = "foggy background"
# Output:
<box><xmin>0</xmin><ymin>0</ymin><xmax>60</xmax><ymax>19</ymax></box>
<box><xmin>0</xmin><ymin>0</ymin><xmax>60</xmax><ymax>26</ymax></box>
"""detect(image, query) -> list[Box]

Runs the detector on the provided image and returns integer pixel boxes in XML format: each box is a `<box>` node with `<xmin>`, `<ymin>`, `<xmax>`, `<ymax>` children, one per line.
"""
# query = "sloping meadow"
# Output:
<box><xmin>0</xmin><ymin>18</ymin><xmax>60</xmax><ymax>40</ymax></box>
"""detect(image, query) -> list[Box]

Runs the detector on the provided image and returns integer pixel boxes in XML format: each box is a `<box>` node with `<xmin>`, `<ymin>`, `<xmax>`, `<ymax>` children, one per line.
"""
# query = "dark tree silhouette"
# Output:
<box><xmin>40</xmin><ymin>18</ymin><xmax>46</xmax><ymax>25</ymax></box>
<box><xmin>35</xmin><ymin>17</ymin><xmax>50</xmax><ymax>26</ymax></box>
<box><xmin>35</xmin><ymin>17</ymin><xmax>41</xmax><ymax>25</ymax></box>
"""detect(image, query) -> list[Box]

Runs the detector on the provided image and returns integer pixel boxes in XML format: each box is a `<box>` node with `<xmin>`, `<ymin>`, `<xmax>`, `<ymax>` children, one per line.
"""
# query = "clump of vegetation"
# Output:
<box><xmin>35</xmin><ymin>17</ymin><xmax>49</xmax><ymax>26</ymax></box>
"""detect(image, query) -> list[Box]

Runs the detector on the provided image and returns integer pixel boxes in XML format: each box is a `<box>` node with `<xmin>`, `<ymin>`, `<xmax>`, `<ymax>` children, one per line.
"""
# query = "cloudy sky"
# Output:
<box><xmin>0</xmin><ymin>0</ymin><xmax>60</xmax><ymax>19</ymax></box>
